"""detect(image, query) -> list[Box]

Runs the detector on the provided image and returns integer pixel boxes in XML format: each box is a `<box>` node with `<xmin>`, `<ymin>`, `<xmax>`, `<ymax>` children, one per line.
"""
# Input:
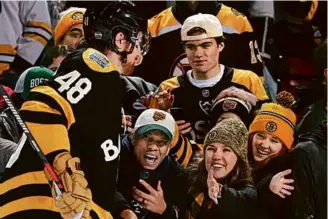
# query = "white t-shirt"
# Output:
<box><xmin>186</xmin><ymin>64</ymin><xmax>225</xmax><ymax>88</ymax></box>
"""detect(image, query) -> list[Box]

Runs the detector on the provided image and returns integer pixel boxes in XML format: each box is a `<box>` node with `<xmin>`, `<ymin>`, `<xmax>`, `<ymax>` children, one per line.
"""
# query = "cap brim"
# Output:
<box><xmin>136</xmin><ymin>125</ymin><xmax>172</xmax><ymax>141</ymax></box>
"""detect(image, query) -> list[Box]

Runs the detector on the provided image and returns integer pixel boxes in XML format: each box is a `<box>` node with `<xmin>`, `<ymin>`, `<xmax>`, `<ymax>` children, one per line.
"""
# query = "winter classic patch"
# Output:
<box><xmin>82</xmin><ymin>48</ymin><xmax>117</xmax><ymax>73</ymax></box>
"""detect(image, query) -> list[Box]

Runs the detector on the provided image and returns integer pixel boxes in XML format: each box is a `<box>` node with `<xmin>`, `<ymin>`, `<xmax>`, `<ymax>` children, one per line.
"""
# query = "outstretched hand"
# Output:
<box><xmin>269</xmin><ymin>169</ymin><xmax>294</xmax><ymax>199</ymax></box>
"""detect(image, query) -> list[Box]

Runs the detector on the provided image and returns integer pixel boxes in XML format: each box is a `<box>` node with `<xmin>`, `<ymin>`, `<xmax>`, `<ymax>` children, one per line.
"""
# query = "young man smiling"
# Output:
<box><xmin>115</xmin><ymin>109</ymin><xmax>187</xmax><ymax>219</ymax></box>
<box><xmin>156</xmin><ymin>13</ymin><xmax>268</xmax><ymax>143</ymax></box>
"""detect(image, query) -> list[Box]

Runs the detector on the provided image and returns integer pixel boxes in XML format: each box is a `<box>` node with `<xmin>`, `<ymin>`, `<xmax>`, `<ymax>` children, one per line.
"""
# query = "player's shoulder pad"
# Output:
<box><xmin>218</xmin><ymin>4</ymin><xmax>253</xmax><ymax>34</ymax></box>
<box><xmin>148</xmin><ymin>7</ymin><xmax>180</xmax><ymax>38</ymax></box>
<box><xmin>82</xmin><ymin>48</ymin><xmax>119</xmax><ymax>73</ymax></box>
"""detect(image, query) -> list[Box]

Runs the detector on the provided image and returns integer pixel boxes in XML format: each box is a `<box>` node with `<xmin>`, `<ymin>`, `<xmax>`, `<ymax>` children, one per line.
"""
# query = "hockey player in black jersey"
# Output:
<box><xmin>0</xmin><ymin>1</ymin><xmax>149</xmax><ymax>218</ymax></box>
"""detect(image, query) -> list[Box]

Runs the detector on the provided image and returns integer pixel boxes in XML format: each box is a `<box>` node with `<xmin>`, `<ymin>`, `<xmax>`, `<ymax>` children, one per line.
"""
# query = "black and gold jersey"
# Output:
<box><xmin>133</xmin><ymin>2</ymin><xmax>263</xmax><ymax>85</ymax></box>
<box><xmin>159</xmin><ymin>66</ymin><xmax>268</xmax><ymax>144</ymax></box>
<box><xmin>0</xmin><ymin>48</ymin><xmax>125</xmax><ymax>218</ymax></box>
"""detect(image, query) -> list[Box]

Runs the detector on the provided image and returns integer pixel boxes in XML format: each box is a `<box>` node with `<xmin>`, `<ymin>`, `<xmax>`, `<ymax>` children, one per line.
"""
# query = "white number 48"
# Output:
<box><xmin>55</xmin><ymin>70</ymin><xmax>92</xmax><ymax>104</ymax></box>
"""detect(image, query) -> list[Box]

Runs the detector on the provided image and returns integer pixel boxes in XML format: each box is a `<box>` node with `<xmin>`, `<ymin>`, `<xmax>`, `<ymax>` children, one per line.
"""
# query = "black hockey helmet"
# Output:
<box><xmin>83</xmin><ymin>0</ymin><xmax>150</xmax><ymax>55</ymax></box>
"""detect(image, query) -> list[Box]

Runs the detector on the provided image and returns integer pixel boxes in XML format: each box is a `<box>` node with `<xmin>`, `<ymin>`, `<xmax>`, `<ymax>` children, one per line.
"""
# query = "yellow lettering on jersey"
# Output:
<box><xmin>82</xmin><ymin>48</ymin><xmax>118</xmax><ymax>73</ymax></box>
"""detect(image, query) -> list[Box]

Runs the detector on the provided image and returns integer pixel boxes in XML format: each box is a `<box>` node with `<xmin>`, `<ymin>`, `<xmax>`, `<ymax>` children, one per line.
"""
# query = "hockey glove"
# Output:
<box><xmin>52</xmin><ymin>152</ymin><xmax>92</xmax><ymax>218</ymax></box>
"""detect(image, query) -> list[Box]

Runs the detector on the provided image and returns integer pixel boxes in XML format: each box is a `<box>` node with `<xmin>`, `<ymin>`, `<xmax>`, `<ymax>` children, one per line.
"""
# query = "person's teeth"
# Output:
<box><xmin>144</xmin><ymin>155</ymin><xmax>157</xmax><ymax>164</ymax></box>
<box><xmin>257</xmin><ymin>148</ymin><xmax>269</xmax><ymax>155</ymax></box>
<box><xmin>213</xmin><ymin>164</ymin><xmax>224</xmax><ymax>168</ymax></box>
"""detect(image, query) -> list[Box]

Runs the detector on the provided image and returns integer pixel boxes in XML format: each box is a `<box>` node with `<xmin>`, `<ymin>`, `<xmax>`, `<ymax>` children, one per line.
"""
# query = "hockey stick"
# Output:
<box><xmin>0</xmin><ymin>84</ymin><xmax>83</xmax><ymax>219</ymax></box>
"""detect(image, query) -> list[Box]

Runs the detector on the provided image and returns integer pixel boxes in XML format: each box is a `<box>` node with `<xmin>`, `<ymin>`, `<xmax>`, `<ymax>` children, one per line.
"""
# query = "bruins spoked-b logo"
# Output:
<box><xmin>266</xmin><ymin>121</ymin><xmax>277</xmax><ymax>132</ymax></box>
<box><xmin>222</xmin><ymin>100</ymin><xmax>237</xmax><ymax>111</ymax></box>
<box><xmin>71</xmin><ymin>11</ymin><xmax>84</xmax><ymax>21</ymax></box>
<box><xmin>153</xmin><ymin>111</ymin><xmax>166</xmax><ymax>121</ymax></box>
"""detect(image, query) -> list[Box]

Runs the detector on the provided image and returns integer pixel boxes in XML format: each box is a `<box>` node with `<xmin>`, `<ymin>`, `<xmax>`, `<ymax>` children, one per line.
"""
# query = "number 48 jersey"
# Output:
<box><xmin>0</xmin><ymin>48</ymin><xmax>124</xmax><ymax>218</ymax></box>
<box><xmin>54</xmin><ymin>48</ymin><xmax>125</xmax><ymax>215</ymax></box>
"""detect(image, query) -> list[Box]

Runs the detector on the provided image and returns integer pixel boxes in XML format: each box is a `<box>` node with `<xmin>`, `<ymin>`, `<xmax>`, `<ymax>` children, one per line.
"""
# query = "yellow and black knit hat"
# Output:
<box><xmin>54</xmin><ymin>7</ymin><xmax>86</xmax><ymax>45</ymax></box>
<box><xmin>249</xmin><ymin>91</ymin><xmax>297</xmax><ymax>150</ymax></box>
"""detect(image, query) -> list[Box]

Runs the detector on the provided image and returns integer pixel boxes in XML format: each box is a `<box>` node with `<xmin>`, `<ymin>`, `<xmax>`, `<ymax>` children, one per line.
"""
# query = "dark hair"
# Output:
<box><xmin>182</xmin><ymin>36</ymin><xmax>225</xmax><ymax>48</ymax></box>
<box><xmin>182</xmin><ymin>26</ymin><xmax>225</xmax><ymax>48</ymax></box>
<box><xmin>188</xmin><ymin>151</ymin><xmax>253</xmax><ymax>194</ymax></box>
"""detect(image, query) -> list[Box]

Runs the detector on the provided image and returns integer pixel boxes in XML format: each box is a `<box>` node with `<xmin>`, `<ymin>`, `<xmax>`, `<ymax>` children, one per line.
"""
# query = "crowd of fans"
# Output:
<box><xmin>0</xmin><ymin>1</ymin><xmax>326</xmax><ymax>219</ymax></box>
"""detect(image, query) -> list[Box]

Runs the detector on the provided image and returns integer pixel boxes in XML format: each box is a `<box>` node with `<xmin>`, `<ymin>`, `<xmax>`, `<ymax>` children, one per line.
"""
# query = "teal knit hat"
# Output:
<box><xmin>15</xmin><ymin>66</ymin><xmax>55</xmax><ymax>100</ymax></box>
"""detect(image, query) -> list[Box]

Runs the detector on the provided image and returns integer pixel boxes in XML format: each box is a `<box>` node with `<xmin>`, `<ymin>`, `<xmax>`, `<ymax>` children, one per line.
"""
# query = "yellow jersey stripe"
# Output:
<box><xmin>0</xmin><ymin>171</ymin><xmax>48</xmax><ymax>195</ymax></box>
<box><xmin>91</xmin><ymin>201</ymin><xmax>113</xmax><ymax>219</ymax></box>
<box><xmin>27</xmin><ymin>21</ymin><xmax>52</xmax><ymax>35</ymax></box>
<box><xmin>23</xmin><ymin>32</ymin><xmax>48</xmax><ymax>46</ymax></box>
<box><xmin>0</xmin><ymin>196</ymin><xmax>58</xmax><ymax>218</ymax></box>
<box><xmin>31</xmin><ymin>86</ymin><xmax>76</xmax><ymax>128</ymax></box>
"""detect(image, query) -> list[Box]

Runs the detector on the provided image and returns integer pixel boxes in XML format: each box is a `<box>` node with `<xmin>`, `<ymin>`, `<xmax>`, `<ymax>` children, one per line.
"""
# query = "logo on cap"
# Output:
<box><xmin>72</xmin><ymin>12</ymin><xmax>84</xmax><ymax>21</ymax></box>
<box><xmin>266</xmin><ymin>121</ymin><xmax>277</xmax><ymax>132</ymax></box>
<box><xmin>153</xmin><ymin>111</ymin><xmax>166</xmax><ymax>121</ymax></box>
<box><xmin>207</xmin><ymin>129</ymin><xmax>219</xmax><ymax>141</ymax></box>
<box><xmin>222</xmin><ymin>100</ymin><xmax>237</xmax><ymax>111</ymax></box>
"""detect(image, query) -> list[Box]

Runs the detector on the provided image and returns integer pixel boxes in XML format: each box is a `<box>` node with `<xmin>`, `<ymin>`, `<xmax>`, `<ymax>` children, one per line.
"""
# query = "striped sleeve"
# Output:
<box><xmin>20</xmin><ymin>86</ymin><xmax>75</xmax><ymax>155</ymax></box>
<box><xmin>0</xmin><ymin>45</ymin><xmax>16</xmax><ymax>74</ymax></box>
<box><xmin>170</xmin><ymin>133</ymin><xmax>203</xmax><ymax>168</ymax></box>
<box><xmin>18</xmin><ymin>1</ymin><xmax>52</xmax><ymax>65</ymax></box>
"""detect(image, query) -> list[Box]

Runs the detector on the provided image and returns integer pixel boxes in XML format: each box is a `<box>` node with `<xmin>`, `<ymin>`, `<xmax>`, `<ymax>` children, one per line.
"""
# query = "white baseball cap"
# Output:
<box><xmin>134</xmin><ymin>109</ymin><xmax>176</xmax><ymax>141</ymax></box>
<box><xmin>181</xmin><ymin>13</ymin><xmax>223</xmax><ymax>41</ymax></box>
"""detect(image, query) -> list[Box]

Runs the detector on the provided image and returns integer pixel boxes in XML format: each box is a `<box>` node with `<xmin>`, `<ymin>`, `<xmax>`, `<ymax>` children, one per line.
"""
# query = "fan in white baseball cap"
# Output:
<box><xmin>181</xmin><ymin>13</ymin><xmax>223</xmax><ymax>41</ymax></box>
<box><xmin>134</xmin><ymin>109</ymin><xmax>176</xmax><ymax>141</ymax></box>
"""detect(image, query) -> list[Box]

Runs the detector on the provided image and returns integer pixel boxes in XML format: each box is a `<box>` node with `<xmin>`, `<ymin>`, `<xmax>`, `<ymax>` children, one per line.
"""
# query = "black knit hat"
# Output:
<box><xmin>210</xmin><ymin>97</ymin><xmax>252</xmax><ymax>127</ymax></box>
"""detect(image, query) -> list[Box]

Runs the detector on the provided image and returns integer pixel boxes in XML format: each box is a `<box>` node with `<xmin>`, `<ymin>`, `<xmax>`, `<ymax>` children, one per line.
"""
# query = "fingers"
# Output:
<box><xmin>207</xmin><ymin>168</ymin><xmax>214</xmax><ymax>187</ymax></box>
<box><xmin>282</xmin><ymin>184</ymin><xmax>294</xmax><ymax>191</ymax></box>
<box><xmin>139</xmin><ymin>179</ymin><xmax>157</xmax><ymax>195</ymax></box>
<box><xmin>132</xmin><ymin>187</ymin><xmax>155</xmax><ymax>203</ymax></box>
<box><xmin>280</xmin><ymin>169</ymin><xmax>292</xmax><ymax>177</ymax></box>
<box><xmin>157</xmin><ymin>181</ymin><xmax>163</xmax><ymax>195</ymax></box>
<box><xmin>217</xmin><ymin>87</ymin><xmax>236</xmax><ymax>100</ymax></box>
<box><xmin>178</xmin><ymin>122</ymin><xmax>191</xmax><ymax>131</ymax></box>
<box><xmin>277</xmin><ymin>192</ymin><xmax>286</xmax><ymax>199</ymax></box>
<box><xmin>180</xmin><ymin>127</ymin><xmax>192</xmax><ymax>135</ymax></box>
<box><xmin>280</xmin><ymin>189</ymin><xmax>291</xmax><ymax>196</ymax></box>
<box><xmin>176</xmin><ymin>120</ymin><xmax>186</xmax><ymax>125</ymax></box>
<box><xmin>282</xmin><ymin>178</ymin><xmax>294</xmax><ymax>184</ymax></box>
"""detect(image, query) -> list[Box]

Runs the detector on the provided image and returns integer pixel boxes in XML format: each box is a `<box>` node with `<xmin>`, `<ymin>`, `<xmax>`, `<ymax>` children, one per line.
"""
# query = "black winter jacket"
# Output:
<box><xmin>290</xmin><ymin>124</ymin><xmax>327</xmax><ymax>219</ymax></box>
<box><xmin>114</xmin><ymin>136</ymin><xmax>188</xmax><ymax>219</ymax></box>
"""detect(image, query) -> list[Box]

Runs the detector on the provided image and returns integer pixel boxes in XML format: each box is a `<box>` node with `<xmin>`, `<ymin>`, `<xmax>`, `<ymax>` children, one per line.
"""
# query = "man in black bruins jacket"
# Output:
<box><xmin>0</xmin><ymin>1</ymin><xmax>149</xmax><ymax>218</ymax></box>
<box><xmin>134</xmin><ymin>1</ymin><xmax>264</xmax><ymax>85</ymax></box>
<box><xmin>153</xmin><ymin>13</ymin><xmax>268</xmax><ymax>144</ymax></box>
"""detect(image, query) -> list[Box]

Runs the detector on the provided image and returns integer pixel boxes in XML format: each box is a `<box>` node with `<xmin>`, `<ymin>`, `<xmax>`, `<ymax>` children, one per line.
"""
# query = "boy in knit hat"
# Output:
<box><xmin>54</xmin><ymin>7</ymin><xmax>86</xmax><ymax>49</ymax></box>
<box><xmin>38</xmin><ymin>7</ymin><xmax>86</xmax><ymax>71</ymax></box>
<box><xmin>210</xmin><ymin>96</ymin><xmax>252</xmax><ymax>128</ymax></box>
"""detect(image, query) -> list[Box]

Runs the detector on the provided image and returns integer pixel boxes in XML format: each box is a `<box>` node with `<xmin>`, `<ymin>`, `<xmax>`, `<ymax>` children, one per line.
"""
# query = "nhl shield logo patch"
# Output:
<box><xmin>153</xmin><ymin>111</ymin><xmax>166</xmax><ymax>121</ymax></box>
<box><xmin>202</xmin><ymin>89</ymin><xmax>210</xmax><ymax>98</ymax></box>
<box><xmin>222</xmin><ymin>100</ymin><xmax>237</xmax><ymax>111</ymax></box>
<box><xmin>266</xmin><ymin>121</ymin><xmax>277</xmax><ymax>132</ymax></box>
